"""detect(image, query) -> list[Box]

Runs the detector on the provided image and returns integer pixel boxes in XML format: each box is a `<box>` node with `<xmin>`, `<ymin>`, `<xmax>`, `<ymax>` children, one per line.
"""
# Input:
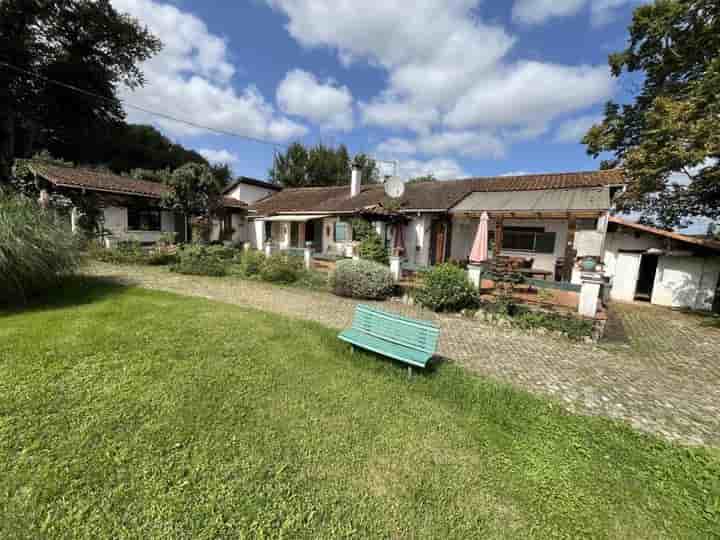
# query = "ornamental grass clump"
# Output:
<box><xmin>0</xmin><ymin>195</ymin><xmax>80</xmax><ymax>305</ymax></box>
<box><xmin>414</xmin><ymin>263</ymin><xmax>479</xmax><ymax>312</ymax></box>
<box><xmin>331</xmin><ymin>259</ymin><xmax>394</xmax><ymax>300</ymax></box>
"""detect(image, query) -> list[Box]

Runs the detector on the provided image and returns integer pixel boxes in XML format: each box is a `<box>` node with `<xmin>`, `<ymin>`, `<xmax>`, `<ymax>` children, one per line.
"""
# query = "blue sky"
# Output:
<box><xmin>113</xmin><ymin>0</ymin><xmax>644</xmax><ymax>182</ymax></box>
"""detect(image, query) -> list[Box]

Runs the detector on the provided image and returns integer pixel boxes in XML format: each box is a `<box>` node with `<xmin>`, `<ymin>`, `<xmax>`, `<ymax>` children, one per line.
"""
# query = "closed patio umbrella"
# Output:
<box><xmin>469</xmin><ymin>212</ymin><xmax>489</xmax><ymax>263</ymax></box>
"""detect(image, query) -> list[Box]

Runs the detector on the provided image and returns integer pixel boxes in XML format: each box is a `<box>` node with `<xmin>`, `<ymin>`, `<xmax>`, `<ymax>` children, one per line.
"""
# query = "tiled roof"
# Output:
<box><xmin>31</xmin><ymin>163</ymin><xmax>247</xmax><ymax>209</ymax></box>
<box><xmin>251</xmin><ymin>169</ymin><xmax>626</xmax><ymax>216</ymax></box>
<box><xmin>608</xmin><ymin>216</ymin><xmax>720</xmax><ymax>252</ymax></box>
<box><xmin>223</xmin><ymin>176</ymin><xmax>282</xmax><ymax>194</ymax></box>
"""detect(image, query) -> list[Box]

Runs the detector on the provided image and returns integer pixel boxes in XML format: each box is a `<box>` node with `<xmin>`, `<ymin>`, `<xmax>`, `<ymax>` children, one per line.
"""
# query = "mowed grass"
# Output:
<box><xmin>0</xmin><ymin>280</ymin><xmax>718</xmax><ymax>539</ymax></box>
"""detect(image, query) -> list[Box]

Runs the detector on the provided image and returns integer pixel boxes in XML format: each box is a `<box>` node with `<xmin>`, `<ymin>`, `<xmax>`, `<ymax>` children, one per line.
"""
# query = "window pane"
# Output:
<box><xmin>128</xmin><ymin>208</ymin><xmax>161</xmax><ymax>231</ymax></box>
<box><xmin>535</xmin><ymin>232</ymin><xmax>556</xmax><ymax>253</ymax></box>
<box><xmin>504</xmin><ymin>230</ymin><xmax>534</xmax><ymax>250</ymax></box>
<box><xmin>334</xmin><ymin>222</ymin><xmax>347</xmax><ymax>242</ymax></box>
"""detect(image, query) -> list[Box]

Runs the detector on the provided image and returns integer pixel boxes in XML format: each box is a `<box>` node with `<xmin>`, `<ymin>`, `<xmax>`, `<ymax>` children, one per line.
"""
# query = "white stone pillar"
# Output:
<box><xmin>304</xmin><ymin>241</ymin><xmax>313</xmax><ymax>270</ymax></box>
<box><xmin>264</xmin><ymin>241</ymin><xmax>273</xmax><ymax>258</ymax></box>
<box><xmin>70</xmin><ymin>207</ymin><xmax>79</xmax><ymax>233</ymax></box>
<box><xmin>467</xmin><ymin>263</ymin><xmax>484</xmax><ymax>290</ymax></box>
<box><xmin>38</xmin><ymin>188</ymin><xmax>50</xmax><ymax>210</ymax></box>
<box><xmin>254</xmin><ymin>219</ymin><xmax>265</xmax><ymax>250</ymax></box>
<box><xmin>579</xmin><ymin>273</ymin><xmax>603</xmax><ymax>318</ymax></box>
<box><xmin>389</xmin><ymin>255</ymin><xmax>402</xmax><ymax>282</ymax></box>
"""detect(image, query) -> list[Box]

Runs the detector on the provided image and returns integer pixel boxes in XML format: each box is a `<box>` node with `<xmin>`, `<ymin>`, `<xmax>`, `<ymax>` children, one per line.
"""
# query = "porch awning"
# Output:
<box><xmin>263</xmin><ymin>214</ymin><xmax>330</xmax><ymax>222</ymax></box>
<box><xmin>450</xmin><ymin>187</ymin><xmax>610</xmax><ymax>214</ymax></box>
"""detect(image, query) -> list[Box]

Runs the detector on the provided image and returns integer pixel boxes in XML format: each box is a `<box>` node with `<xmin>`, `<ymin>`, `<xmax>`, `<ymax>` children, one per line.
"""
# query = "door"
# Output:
<box><xmin>610</xmin><ymin>252</ymin><xmax>642</xmax><ymax>302</ymax></box>
<box><xmin>290</xmin><ymin>222</ymin><xmax>299</xmax><ymax>247</ymax></box>
<box><xmin>635</xmin><ymin>254</ymin><xmax>659</xmax><ymax>301</ymax></box>
<box><xmin>429</xmin><ymin>221</ymin><xmax>448</xmax><ymax>265</ymax></box>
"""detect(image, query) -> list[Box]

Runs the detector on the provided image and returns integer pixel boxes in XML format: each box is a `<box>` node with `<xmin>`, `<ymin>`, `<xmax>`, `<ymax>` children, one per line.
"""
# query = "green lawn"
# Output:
<box><xmin>1</xmin><ymin>279</ymin><xmax>718</xmax><ymax>539</ymax></box>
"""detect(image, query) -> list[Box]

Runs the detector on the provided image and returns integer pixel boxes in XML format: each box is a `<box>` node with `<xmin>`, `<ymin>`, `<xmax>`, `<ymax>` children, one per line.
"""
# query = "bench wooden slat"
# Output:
<box><xmin>338</xmin><ymin>304</ymin><xmax>440</xmax><ymax>370</ymax></box>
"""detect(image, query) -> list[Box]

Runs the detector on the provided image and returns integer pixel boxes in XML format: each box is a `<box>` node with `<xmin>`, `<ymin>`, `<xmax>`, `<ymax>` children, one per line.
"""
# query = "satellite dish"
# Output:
<box><xmin>384</xmin><ymin>176</ymin><xmax>405</xmax><ymax>199</ymax></box>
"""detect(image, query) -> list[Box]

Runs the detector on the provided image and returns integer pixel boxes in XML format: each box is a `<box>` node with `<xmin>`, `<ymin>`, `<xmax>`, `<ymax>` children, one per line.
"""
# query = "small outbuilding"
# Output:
<box><xmin>604</xmin><ymin>217</ymin><xmax>720</xmax><ymax>312</ymax></box>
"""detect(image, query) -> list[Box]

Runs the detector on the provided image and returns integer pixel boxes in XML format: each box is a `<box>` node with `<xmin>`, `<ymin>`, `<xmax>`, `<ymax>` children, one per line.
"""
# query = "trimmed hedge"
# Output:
<box><xmin>331</xmin><ymin>259</ymin><xmax>394</xmax><ymax>300</ymax></box>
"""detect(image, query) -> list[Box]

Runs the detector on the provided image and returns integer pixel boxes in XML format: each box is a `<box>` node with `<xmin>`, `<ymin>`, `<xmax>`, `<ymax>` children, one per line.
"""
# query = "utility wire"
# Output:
<box><xmin>0</xmin><ymin>60</ymin><xmax>289</xmax><ymax>150</ymax></box>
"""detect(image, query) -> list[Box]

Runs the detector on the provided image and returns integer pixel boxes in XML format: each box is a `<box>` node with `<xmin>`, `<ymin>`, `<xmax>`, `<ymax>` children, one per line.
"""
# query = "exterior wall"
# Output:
<box><xmin>322</xmin><ymin>216</ymin><xmax>354</xmax><ymax>256</ymax></box>
<box><xmin>404</xmin><ymin>215</ymin><xmax>431</xmax><ymax>267</ymax></box>
<box><xmin>651</xmin><ymin>256</ymin><xmax>720</xmax><ymax>311</ymax></box>
<box><xmin>603</xmin><ymin>231</ymin><xmax>665</xmax><ymax>280</ymax></box>
<box><xmin>102</xmin><ymin>206</ymin><xmax>175</xmax><ymax>244</ymax></box>
<box><xmin>209</xmin><ymin>213</ymin><xmax>247</xmax><ymax>244</ymax></box>
<box><xmin>449</xmin><ymin>217</ymin><xmax>568</xmax><ymax>274</ymax></box>
<box><xmin>225</xmin><ymin>183</ymin><xmax>277</xmax><ymax>205</ymax></box>
<box><xmin>253</xmin><ymin>219</ymin><xmax>265</xmax><ymax>249</ymax></box>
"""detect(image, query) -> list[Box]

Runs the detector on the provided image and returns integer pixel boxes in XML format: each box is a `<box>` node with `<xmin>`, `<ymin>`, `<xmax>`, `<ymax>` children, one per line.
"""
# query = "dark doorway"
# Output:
<box><xmin>290</xmin><ymin>222</ymin><xmax>299</xmax><ymax>247</ymax></box>
<box><xmin>305</xmin><ymin>220</ymin><xmax>322</xmax><ymax>252</ymax></box>
<box><xmin>635</xmin><ymin>254</ymin><xmax>659</xmax><ymax>301</ymax></box>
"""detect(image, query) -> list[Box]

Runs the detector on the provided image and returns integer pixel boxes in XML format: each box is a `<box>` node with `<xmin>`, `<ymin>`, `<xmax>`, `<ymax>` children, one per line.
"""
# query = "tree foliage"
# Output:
<box><xmin>269</xmin><ymin>142</ymin><xmax>378</xmax><ymax>187</ymax></box>
<box><xmin>0</xmin><ymin>0</ymin><xmax>161</xmax><ymax>182</ymax></box>
<box><xmin>407</xmin><ymin>174</ymin><xmax>436</xmax><ymax>184</ymax></box>
<box><xmin>161</xmin><ymin>163</ymin><xmax>227</xmax><ymax>221</ymax></box>
<box><xmin>583</xmin><ymin>0</ymin><xmax>720</xmax><ymax>228</ymax></box>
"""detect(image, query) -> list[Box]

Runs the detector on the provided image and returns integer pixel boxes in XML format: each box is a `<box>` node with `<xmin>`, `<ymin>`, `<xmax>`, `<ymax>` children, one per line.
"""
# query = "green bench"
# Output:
<box><xmin>338</xmin><ymin>305</ymin><xmax>440</xmax><ymax>375</ymax></box>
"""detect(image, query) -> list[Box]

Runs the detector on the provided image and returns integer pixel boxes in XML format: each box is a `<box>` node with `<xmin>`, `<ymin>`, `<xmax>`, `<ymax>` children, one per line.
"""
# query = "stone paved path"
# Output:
<box><xmin>86</xmin><ymin>263</ymin><xmax>720</xmax><ymax>446</ymax></box>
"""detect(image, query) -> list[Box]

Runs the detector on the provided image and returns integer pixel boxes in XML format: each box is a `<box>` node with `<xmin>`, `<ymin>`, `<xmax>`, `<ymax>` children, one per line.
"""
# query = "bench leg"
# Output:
<box><xmin>350</xmin><ymin>345</ymin><xmax>354</xmax><ymax>355</ymax></box>
<box><xmin>407</xmin><ymin>365</ymin><xmax>412</xmax><ymax>379</ymax></box>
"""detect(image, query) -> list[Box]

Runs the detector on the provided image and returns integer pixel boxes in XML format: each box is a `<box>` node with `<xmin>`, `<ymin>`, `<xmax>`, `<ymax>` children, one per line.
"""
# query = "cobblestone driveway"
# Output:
<box><xmin>87</xmin><ymin>263</ymin><xmax>720</xmax><ymax>446</ymax></box>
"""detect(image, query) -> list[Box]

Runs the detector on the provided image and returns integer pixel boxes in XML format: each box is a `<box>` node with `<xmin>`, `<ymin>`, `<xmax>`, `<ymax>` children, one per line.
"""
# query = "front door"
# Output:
<box><xmin>635</xmin><ymin>254</ymin><xmax>659</xmax><ymax>301</ymax></box>
<box><xmin>430</xmin><ymin>221</ymin><xmax>448</xmax><ymax>265</ymax></box>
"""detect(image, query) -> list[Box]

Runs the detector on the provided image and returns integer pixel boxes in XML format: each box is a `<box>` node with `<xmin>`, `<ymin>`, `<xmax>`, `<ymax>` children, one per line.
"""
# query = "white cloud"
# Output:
<box><xmin>267</xmin><ymin>1</ymin><xmax>614</xmax><ymax>140</ymax></box>
<box><xmin>198</xmin><ymin>148</ymin><xmax>239</xmax><ymax>164</ymax></box>
<box><xmin>500</xmin><ymin>170</ymin><xmax>535</xmax><ymax>177</ymax></box>
<box><xmin>513</xmin><ymin>0</ymin><xmax>585</xmax><ymax>25</ymax></box>
<box><xmin>376</xmin><ymin>131</ymin><xmax>505</xmax><ymax>159</ymax></box>
<box><xmin>512</xmin><ymin>0</ymin><xmax>641</xmax><ymax>26</ymax></box>
<box><xmin>360</xmin><ymin>95</ymin><xmax>440</xmax><ymax>133</ymax></box>
<box><xmin>554</xmin><ymin>114</ymin><xmax>602</xmax><ymax>143</ymax></box>
<box><xmin>376</xmin><ymin>137</ymin><xmax>417</xmax><ymax>155</ymax></box>
<box><xmin>399</xmin><ymin>158</ymin><xmax>468</xmax><ymax>181</ymax></box>
<box><xmin>112</xmin><ymin>0</ymin><xmax>307</xmax><ymax>141</ymax></box>
<box><xmin>445</xmin><ymin>62</ymin><xmax>614</xmax><ymax>130</ymax></box>
<box><xmin>276</xmin><ymin>69</ymin><xmax>353</xmax><ymax>131</ymax></box>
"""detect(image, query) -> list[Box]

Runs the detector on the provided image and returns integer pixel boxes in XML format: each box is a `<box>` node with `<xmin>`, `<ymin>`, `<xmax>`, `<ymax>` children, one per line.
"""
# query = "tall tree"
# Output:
<box><xmin>583</xmin><ymin>0</ymin><xmax>720</xmax><ymax>229</ymax></box>
<box><xmin>269</xmin><ymin>143</ymin><xmax>379</xmax><ymax>187</ymax></box>
<box><xmin>0</xmin><ymin>0</ymin><xmax>161</xmax><ymax>183</ymax></box>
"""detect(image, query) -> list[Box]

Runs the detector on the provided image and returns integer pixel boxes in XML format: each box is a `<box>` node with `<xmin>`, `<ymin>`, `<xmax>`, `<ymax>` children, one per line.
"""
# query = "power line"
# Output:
<box><xmin>0</xmin><ymin>60</ymin><xmax>289</xmax><ymax>149</ymax></box>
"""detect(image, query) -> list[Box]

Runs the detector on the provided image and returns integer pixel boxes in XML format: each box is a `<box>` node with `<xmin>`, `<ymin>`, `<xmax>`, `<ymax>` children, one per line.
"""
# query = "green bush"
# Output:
<box><xmin>414</xmin><ymin>263</ymin><xmax>478</xmax><ymax>312</ymax></box>
<box><xmin>331</xmin><ymin>259</ymin><xmax>394</xmax><ymax>300</ymax></box>
<box><xmin>206</xmin><ymin>245</ymin><xmax>238</xmax><ymax>261</ymax></box>
<box><xmin>91</xmin><ymin>240</ymin><xmax>148</xmax><ymax>264</ymax></box>
<box><xmin>235</xmin><ymin>250</ymin><xmax>266</xmax><ymax>276</ymax></box>
<box><xmin>170</xmin><ymin>245</ymin><xmax>227</xmax><ymax>276</ymax></box>
<box><xmin>512</xmin><ymin>310</ymin><xmax>593</xmax><ymax>340</ymax></box>
<box><xmin>358</xmin><ymin>233</ymin><xmax>389</xmax><ymax>265</ymax></box>
<box><xmin>0</xmin><ymin>195</ymin><xmax>80</xmax><ymax>305</ymax></box>
<box><xmin>259</xmin><ymin>253</ymin><xmax>303</xmax><ymax>283</ymax></box>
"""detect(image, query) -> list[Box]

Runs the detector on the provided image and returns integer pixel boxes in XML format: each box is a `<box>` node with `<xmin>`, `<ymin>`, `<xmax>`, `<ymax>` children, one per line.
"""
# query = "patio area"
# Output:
<box><xmin>88</xmin><ymin>262</ymin><xmax>720</xmax><ymax>446</ymax></box>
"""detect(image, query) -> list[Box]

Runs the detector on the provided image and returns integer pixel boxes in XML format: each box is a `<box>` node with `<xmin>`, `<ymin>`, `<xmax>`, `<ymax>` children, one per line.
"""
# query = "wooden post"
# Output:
<box><xmin>494</xmin><ymin>216</ymin><xmax>503</xmax><ymax>257</ymax></box>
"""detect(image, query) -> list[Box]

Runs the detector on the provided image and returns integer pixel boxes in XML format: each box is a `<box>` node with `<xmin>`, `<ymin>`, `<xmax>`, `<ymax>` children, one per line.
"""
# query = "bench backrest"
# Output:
<box><xmin>351</xmin><ymin>305</ymin><xmax>440</xmax><ymax>354</ymax></box>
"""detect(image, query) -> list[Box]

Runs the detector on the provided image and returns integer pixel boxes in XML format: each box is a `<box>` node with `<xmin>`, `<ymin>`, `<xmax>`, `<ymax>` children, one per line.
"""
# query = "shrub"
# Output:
<box><xmin>206</xmin><ymin>244</ymin><xmax>238</xmax><ymax>261</ymax></box>
<box><xmin>512</xmin><ymin>310</ymin><xmax>593</xmax><ymax>340</ymax></box>
<box><xmin>414</xmin><ymin>263</ymin><xmax>479</xmax><ymax>312</ymax></box>
<box><xmin>259</xmin><ymin>253</ymin><xmax>303</xmax><ymax>283</ymax></box>
<box><xmin>91</xmin><ymin>240</ymin><xmax>148</xmax><ymax>265</ymax></box>
<box><xmin>235</xmin><ymin>250</ymin><xmax>266</xmax><ymax>276</ymax></box>
<box><xmin>170</xmin><ymin>244</ymin><xmax>226</xmax><ymax>276</ymax></box>
<box><xmin>331</xmin><ymin>259</ymin><xmax>394</xmax><ymax>300</ymax></box>
<box><xmin>0</xmin><ymin>195</ymin><xmax>80</xmax><ymax>305</ymax></box>
<box><xmin>358</xmin><ymin>232</ymin><xmax>389</xmax><ymax>265</ymax></box>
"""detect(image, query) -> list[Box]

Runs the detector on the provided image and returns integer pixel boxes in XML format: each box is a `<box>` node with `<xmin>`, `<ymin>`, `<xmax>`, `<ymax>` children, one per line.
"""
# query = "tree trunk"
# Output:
<box><xmin>0</xmin><ymin>104</ymin><xmax>15</xmax><ymax>184</ymax></box>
